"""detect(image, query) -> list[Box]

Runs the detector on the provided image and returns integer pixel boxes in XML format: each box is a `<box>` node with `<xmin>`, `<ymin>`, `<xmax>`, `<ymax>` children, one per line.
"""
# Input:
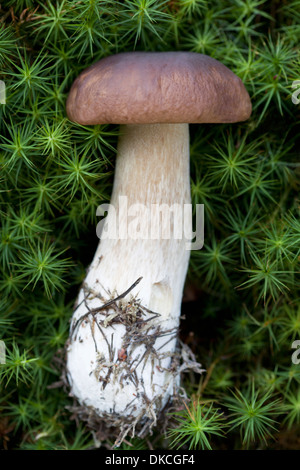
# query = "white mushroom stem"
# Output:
<box><xmin>66</xmin><ymin>123</ymin><xmax>192</xmax><ymax>430</ymax></box>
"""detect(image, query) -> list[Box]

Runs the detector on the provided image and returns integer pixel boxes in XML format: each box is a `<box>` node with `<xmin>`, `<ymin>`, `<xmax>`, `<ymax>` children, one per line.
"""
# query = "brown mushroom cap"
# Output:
<box><xmin>66</xmin><ymin>52</ymin><xmax>251</xmax><ymax>125</ymax></box>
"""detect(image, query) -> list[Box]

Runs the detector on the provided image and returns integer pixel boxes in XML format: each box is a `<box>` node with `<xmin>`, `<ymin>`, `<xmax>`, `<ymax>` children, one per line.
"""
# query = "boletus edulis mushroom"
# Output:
<box><xmin>65</xmin><ymin>52</ymin><xmax>251</xmax><ymax>444</ymax></box>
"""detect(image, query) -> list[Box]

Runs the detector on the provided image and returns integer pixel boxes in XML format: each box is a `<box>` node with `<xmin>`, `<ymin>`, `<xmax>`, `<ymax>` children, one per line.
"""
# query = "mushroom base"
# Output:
<box><xmin>65</xmin><ymin>284</ymin><xmax>203</xmax><ymax>447</ymax></box>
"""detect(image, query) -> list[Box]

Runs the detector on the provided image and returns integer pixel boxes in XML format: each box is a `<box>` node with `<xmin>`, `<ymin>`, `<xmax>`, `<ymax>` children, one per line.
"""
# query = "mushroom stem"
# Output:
<box><xmin>66</xmin><ymin>123</ymin><xmax>191</xmax><ymax>427</ymax></box>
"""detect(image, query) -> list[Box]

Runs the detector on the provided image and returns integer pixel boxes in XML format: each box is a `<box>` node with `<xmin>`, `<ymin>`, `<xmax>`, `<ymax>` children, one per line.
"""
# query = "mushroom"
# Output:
<box><xmin>65</xmin><ymin>52</ymin><xmax>251</xmax><ymax>440</ymax></box>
